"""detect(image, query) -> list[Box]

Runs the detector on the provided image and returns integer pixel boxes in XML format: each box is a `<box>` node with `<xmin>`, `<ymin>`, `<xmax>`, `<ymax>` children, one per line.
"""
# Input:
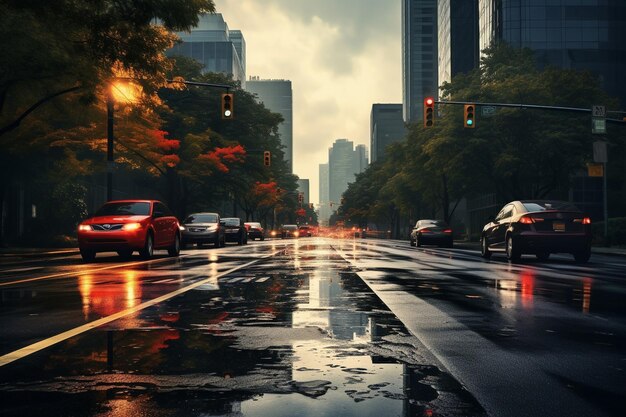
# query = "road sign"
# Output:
<box><xmin>481</xmin><ymin>105</ymin><xmax>496</xmax><ymax>117</ymax></box>
<box><xmin>592</xmin><ymin>118</ymin><xmax>607</xmax><ymax>134</ymax></box>
<box><xmin>593</xmin><ymin>141</ymin><xmax>607</xmax><ymax>163</ymax></box>
<box><xmin>592</xmin><ymin>105</ymin><xmax>606</xmax><ymax>117</ymax></box>
<box><xmin>587</xmin><ymin>163</ymin><xmax>604</xmax><ymax>177</ymax></box>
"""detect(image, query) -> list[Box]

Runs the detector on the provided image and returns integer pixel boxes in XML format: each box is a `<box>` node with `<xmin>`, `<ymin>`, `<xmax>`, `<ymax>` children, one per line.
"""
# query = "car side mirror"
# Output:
<box><xmin>219</xmin><ymin>221</ymin><xmax>225</xmax><ymax>226</ymax></box>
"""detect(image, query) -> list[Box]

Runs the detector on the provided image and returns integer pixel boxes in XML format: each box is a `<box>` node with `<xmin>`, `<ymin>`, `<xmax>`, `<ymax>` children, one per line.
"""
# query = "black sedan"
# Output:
<box><xmin>410</xmin><ymin>220</ymin><xmax>453</xmax><ymax>248</ymax></box>
<box><xmin>181</xmin><ymin>212</ymin><xmax>225</xmax><ymax>248</ymax></box>
<box><xmin>222</xmin><ymin>217</ymin><xmax>248</xmax><ymax>245</ymax></box>
<box><xmin>480</xmin><ymin>200</ymin><xmax>592</xmax><ymax>263</ymax></box>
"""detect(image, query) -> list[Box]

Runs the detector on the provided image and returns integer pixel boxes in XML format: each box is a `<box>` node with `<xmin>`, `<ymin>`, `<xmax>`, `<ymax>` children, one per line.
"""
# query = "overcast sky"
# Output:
<box><xmin>214</xmin><ymin>0</ymin><xmax>402</xmax><ymax>204</ymax></box>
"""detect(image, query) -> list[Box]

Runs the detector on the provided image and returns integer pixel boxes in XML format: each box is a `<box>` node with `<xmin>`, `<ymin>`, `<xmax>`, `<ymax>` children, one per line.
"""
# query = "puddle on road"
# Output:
<box><xmin>0</xmin><ymin>246</ymin><xmax>485</xmax><ymax>417</ymax></box>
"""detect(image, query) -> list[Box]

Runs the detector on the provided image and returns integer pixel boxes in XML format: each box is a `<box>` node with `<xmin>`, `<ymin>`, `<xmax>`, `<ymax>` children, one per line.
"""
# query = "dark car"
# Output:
<box><xmin>181</xmin><ymin>212</ymin><xmax>225</xmax><ymax>248</ymax></box>
<box><xmin>222</xmin><ymin>217</ymin><xmax>248</xmax><ymax>245</ymax></box>
<box><xmin>281</xmin><ymin>224</ymin><xmax>299</xmax><ymax>238</ymax></box>
<box><xmin>77</xmin><ymin>200</ymin><xmax>180</xmax><ymax>262</ymax></box>
<box><xmin>480</xmin><ymin>200</ymin><xmax>592</xmax><ymax>263</ymax></box>
<box><xmin>410</xmin><ymin>220</ymin><xmax>453</xmax><ymax>248</ymax></box>
<box><xmin>244</xmin><ymin>222</ymin><xmax>265</xmax><ymax>241</ymax></box>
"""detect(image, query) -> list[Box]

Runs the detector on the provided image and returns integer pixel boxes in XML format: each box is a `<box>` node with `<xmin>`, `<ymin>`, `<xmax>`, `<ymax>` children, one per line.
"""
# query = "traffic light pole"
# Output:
<box><xmin>435</xmin><ymin>100</ymin><xmax>626</xmax><ymax>123</ymax></box>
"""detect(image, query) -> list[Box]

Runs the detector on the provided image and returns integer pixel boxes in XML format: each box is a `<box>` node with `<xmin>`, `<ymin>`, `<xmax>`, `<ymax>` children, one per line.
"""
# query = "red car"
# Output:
<box><xmin>77</xmin><ymin>200</ymin><xmax>181</xmax><ymax>262</ymax></box>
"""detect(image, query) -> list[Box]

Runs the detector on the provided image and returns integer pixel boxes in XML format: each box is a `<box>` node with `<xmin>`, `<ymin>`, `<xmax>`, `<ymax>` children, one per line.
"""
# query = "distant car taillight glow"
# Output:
<box><xmin>122</xmin><ymin>222</ymin><xmax>142</xmax><ymax>231</ymax></box>
<box><xmin>443</xmin><ymin>229</ymin><xmax>452</xmax><ymax>233</ymax></box>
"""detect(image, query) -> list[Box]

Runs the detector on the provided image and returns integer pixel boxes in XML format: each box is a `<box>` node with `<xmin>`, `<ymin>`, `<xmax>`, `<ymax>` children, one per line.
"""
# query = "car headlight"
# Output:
<box><xmin>78</xmin><ymin>224</ymin><xmax>91</xmax><ymax>232</ymax></box>
<box><xmin>123</xmin><ymin>222</ymin><xmax>142</xmax><ymax>231</ymax></box>
<box><xmin>179</xmin><ymin>225</ymin><xmax>186</xmax><ymax>231</ymax></box>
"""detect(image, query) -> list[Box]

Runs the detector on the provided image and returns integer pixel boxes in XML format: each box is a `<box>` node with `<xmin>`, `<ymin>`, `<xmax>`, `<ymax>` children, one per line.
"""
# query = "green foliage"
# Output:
<box><xmin>592</xmin><ymin>218</ymin><xmax>626</xmax><ymax>246</ymax></box>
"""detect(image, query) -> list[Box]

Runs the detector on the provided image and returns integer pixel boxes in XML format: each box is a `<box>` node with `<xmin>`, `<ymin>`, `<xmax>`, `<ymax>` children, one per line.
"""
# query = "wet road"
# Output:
<box><xmin>0</xmin><ymin>238</ymin><xmax>624</xmax><ymax>417</ymax></box>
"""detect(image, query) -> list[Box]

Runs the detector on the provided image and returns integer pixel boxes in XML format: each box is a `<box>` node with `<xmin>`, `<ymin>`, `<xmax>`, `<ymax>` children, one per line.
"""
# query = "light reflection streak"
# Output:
<box><xmin>582</xmin><ymin>278</ymin><xmax>592</xmax><ymax>313</ymax></box>
<box><xmin>521</xmin><ymin>271</ymin><xmax>535</xmax><ymax>308</ymax></box>
<box><xmin>496</xmin><ymin>279</ymin><xmax>517</xmax><ymax>310</ymax></box>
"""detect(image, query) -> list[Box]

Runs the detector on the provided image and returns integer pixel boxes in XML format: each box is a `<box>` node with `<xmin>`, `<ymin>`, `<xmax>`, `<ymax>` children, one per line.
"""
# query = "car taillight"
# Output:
<box><xmin>575</xmin><ymin>217</ymin><xmax>592</xmax><ymax>224</ymax></box>
<box><xmin>443</xmin><ymin>229</ymin><xmax>452</xmax><ymax>233</ymax></box>
<box><xmin>519</xmin><ymin>216</ymin><xmax>534</xmax><ymax>224</ymax></box>
<box><xmin>123</xmin><ymin>222</ymin><xmax>142</xmax><ymax>231</ymax></box>
<box><xmin>421</xmin><ymin>228</ymin><xmax>432</xmax><ymax>233</ymax></box>
<box><xmin>78</xmin><ymin>224</ymin><xmax>91</xmax><ymax>232</ymax></box>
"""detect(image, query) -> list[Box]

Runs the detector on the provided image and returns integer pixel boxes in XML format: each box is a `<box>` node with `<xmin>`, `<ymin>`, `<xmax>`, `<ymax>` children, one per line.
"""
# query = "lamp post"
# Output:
<box><xmin>106</xmin><ymin>88</ymin><xmax>115</xmax><ymax>201</ymax></box>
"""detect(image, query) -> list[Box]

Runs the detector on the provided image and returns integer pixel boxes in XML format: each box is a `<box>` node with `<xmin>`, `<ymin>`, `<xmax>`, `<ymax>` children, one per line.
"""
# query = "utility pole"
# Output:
<box><xmin>106</xmin><ymin>90</ymin><xmax>114</xmax><ymax>201</ymax></box>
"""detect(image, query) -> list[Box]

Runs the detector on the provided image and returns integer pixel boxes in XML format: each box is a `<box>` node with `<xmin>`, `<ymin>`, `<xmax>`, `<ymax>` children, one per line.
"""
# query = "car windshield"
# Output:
<box><xmin>283</xmin><ymin>225</ymin><xmax>297</xmax><ymax>230</ymax></box>
<box><xmin>223</xmin><ymin>218</ymin><xmax>240</xmax><ymax>226</ymax></box>
<box><xmin>95</xmin><ymin>202</ymin><xmax>150</xmax><ymax>216</ymax></box>
<box><xmin>522</xmin><ymin>201</ymin><xmax>580</xmax><ymax>212</ymax></box>
<box><xmin>185</xmin><ymin>214</ymin><xmax>218</xmax><ymax>224</ymax></box>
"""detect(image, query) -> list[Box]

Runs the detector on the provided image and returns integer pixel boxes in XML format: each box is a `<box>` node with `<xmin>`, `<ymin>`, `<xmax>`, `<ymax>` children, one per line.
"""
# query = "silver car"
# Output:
<box><xmin>181</xmin><ymin>212</ymin><xmax>225</xmax><ymax>248</ymax></box>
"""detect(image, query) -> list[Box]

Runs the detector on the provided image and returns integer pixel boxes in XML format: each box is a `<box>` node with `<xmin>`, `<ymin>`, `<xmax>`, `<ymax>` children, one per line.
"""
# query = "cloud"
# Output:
<box><xmin>214</xmin><ymin>0</ymin><xmax>402</xmax><ymax>203</ymax></box>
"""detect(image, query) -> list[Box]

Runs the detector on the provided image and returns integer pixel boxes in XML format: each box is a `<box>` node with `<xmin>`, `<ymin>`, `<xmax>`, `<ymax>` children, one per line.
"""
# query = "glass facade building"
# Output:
<box><xmin>297</xmin><ymin>179</ymin><xmax>310</xmax><ymax>205</ymax></box>
<box><xmin>438</xmin><ymin>0</ymin><xmax>480</xmax><ymax>86</ymax></box>
<box><xmin>167</xmin><ymin>14</ymin><xmax>246</xmax><ymax>84</ymax></box>
<box><xmin>402</xmin><ymin>0</ymin><xmax>439</xmax><ymax>123</ymax></box>
<box><xmin>245</xmin><ymin>78</ymin><xmax>294</xmax><ymax>173</ymax></box>
<box><xmin>479</xmin><ymin>0</ymin><xmax>626</xmax><ymax>106</ymax></box>
<box><xmin>370</xmin><ymin>104</ymin><xmax>407</xmax><ymax>163</ymax></box>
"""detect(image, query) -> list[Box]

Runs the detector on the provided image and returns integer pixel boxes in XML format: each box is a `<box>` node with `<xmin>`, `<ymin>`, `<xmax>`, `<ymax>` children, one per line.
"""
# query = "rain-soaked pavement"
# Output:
<box><xmin>1</xmin><ymin>238</ymin><xmax>625</xmax><ymax>417</ymax></box>
<box><xmin>0</xmin><ymin>240</ymin><xmax>485</xmax><ymax>417</ymax></box>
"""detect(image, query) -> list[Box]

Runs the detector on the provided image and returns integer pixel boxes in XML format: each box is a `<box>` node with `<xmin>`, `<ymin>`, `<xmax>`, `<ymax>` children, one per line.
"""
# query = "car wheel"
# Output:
<box><xmin>214</xmin><ymin>235</ymin><xmax>221</xmax><ymax>247</ymax></box>
<box><xmin>168</xmin><ymin>234</ymin><xmax>180</xmax><ymax>257</ymax></box>
<box><xmin>480</xmin><ymin>236</ymin><xmax>491</xmax><ymax>259</ymax></box>
<box><xmin>410</xmin><ymin>237</ymin><xmax>415</xmax><ymax>247</ymax></box>
<box><xmin>536</xmin><ymin>252</ymin><xmax>550</xmax><ymax>261</ymax></box>
<box><xmin>140</xmin><ymin>233</ymin><xmax>154</xmax><ymax>259</ymax></box>
<box><xmin>220</xmin><ymin>237</ymin><xmax>226</xmax><ymax>247</ymax></box>
<box><xmin>238</xmin><ymin>232</ymin><xmax>243</xmax><ymax>245</ymax></box>
<box><xmin>80</xmin><ymin>248</ymin><xmax>96</xmax><ymax>262</ymax></box>
<box><xmin>506</xmin><ymin>235</ymin><xmax>521</xmax><ymax>262</ymax></box>
<box><xmin>445</xmin><ymin>240</ymin><xmax>454</xmax><ymax>249</ymax></box>
<box><xmin>261</xmin><ymin>236</ymin><xmax>265</xmax><ymax>241</ymax></box>
<box><xmin>573</xmin><ymin>249</ymin><xmax>591</xmax><ymax>263</ymax></box>
<box><xmin>416</xmin><ymin>234</ymin><xmax>422</xmax><ymax>247</ymax></box>
<box><xmin>117</xmin><ymin>250</ymin><xmax>133</xmax><ymax>260</ymax></box>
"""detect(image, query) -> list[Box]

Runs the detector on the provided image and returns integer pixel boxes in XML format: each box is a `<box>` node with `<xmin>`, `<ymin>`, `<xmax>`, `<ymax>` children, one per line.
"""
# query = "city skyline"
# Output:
<box><xmin>213</xmin><ymin>0</ymin><xmax>402</xmax><ymax>204</ymax></box>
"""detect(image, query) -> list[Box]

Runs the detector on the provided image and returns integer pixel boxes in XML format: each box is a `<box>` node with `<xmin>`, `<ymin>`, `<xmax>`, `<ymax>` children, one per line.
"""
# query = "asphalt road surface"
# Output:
<box><xmin>0</xmin><ymin>238</ymin><xmax>624</xmax><ymax>417</ymax></box>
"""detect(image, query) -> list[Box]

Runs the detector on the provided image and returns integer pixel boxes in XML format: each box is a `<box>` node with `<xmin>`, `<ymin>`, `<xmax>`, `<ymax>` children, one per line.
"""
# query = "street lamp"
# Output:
<box><xmin>106</xmin><ymin>81</ymin><xmax>140</xmax><ymax>201</ymax></box>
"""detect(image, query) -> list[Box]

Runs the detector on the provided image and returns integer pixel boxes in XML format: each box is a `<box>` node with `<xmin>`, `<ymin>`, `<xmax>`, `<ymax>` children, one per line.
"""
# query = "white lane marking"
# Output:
<box><xmin>1</xmin><ymin>267</ymin><xmax>44</xmax><ymax>273</ymax></box>
<box><xmin>0</xmin><ymin>252</ymin><xmax>278</xmax><ymax>368</ymax></box>
<box><xmin>255</xmin><ymin>277</ymin><xmax>270</xmax><ymax>283</ymax></box>
<box><xmin>242</xmin><ymin>277</ymin><xmax>256</xmax><ymax>283</ymax></box>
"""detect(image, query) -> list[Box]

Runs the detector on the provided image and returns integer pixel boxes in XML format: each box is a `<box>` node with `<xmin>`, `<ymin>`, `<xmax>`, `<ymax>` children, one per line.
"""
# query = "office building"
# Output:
<box><xmin>319</xmin><ymin>164</ymin><xmax>330</xmax><ymax>224</ymax></box>
<box><xmin>478</xmin><ymin>0</ymin><xmax>626</xmax><ymax>106</ymax></box>
<box><xmin>297</xmin><ymin>179</ymin><xmax>310</xmax><ymax>205</ymax></box>
<box><xmin>438</xmin><ymin>0</ymin><xmax>480</xmax><ymax>86</ymax></box>
<box><xmin>402</xmin><ymin>0</ymin><xmax>439</xmax><ymax>123</ymax></box>
<box><xmin>328</xmin><ymin>139</ymin><xmax>368</xmax><ymax>207</ymax></box>
<box><xmin>167</xmin><ymin>14</ymin><xmax>246</xmax><ymax>83</ymax></box>
<box><xmin>246</xmin><ymin>78</ymin><xmax>294</xmax><ymax>172</ymax></box>
<box><xmin>370</xmin><ymin>104</ymin><xmax>407</xmax><ymax>163</ymax></box>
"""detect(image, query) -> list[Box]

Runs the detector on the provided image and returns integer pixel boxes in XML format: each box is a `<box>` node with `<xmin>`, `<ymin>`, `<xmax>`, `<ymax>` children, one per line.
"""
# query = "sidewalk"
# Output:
<box><xmin>0</xmin><ymin>247</ymin><xmax>79</xmax><ymax>258</ymax></box>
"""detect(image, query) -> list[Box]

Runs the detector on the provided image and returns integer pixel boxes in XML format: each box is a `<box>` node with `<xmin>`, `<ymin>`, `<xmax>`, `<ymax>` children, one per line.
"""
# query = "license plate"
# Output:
<box><xmin>553</xmin><ymin>222</ymin><xmax>565</xmax><ymax>232</ymax></box>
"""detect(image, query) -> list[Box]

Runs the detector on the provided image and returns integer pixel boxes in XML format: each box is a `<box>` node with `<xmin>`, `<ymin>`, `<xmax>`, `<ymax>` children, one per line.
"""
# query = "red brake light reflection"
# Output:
<box><xmin>443</xmin><ymin>229</ymin><xmax>452</xmax><ymax>233</ymax></box>
<box><xmin>583</xmin><ymin>217</ymin><xmax>591</xmax><ymax>224</ymax></box>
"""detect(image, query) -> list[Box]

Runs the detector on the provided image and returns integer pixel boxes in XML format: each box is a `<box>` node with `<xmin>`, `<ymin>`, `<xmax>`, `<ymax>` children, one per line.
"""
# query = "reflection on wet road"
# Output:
<box><xmin>0</xmin><ymin>240</ymin><xmax>484</xmax><ymax>417</ymax></box>
<box><xmin>334</xmin><ymin>239</ymin><xmax>626</xmax><ymax>417</ymax></box>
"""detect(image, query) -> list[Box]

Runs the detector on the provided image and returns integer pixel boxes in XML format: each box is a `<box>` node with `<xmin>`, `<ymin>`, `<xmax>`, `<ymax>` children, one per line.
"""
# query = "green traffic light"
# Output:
<box><xmin>467</xmin><ymin>120</ymin><xmax>473</xmax><ymax>126</ymax></box>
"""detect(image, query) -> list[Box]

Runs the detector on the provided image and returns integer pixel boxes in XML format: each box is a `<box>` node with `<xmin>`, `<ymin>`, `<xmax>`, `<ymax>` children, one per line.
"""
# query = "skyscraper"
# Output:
<box><xmin>478</xmin><ymin>0</ymin><xmax>626</xmax><ymax>106</ymax></box>
<box><xmin>297</xmin><ymin>179</ymin><xmax>310</xmax><ymax>205</ymax></box>
<box><xmin>328</xmin><ymin>139</ymin><xmax>369</xmax><ymax>207</ymax></box>
<box><xmin>438</xmin><ymin>0</ymin><xmax>480</xmax><ymax>86</ymax></box>
<box><xmin>246</xmin><ymin>78</ymin><xmax>294</xmax><ymax>172</ymax></box>
<box><xmin>167</xmin><ymin>14</ymin><xmax>246</xmax><ymax>83</ymax></box>
<box><xmin>370</xmin><ymin>104</ymin><xmax>407</xmax><ymax>163</ymax></box>
<box><xmin>319</xmin><ymin>163</ymin><xmax>330</xmax><ymax>224</ymax></box>
<box><xmin>402</xmin><ymin>0</ymin><xmax>439</xmax><ymax>123</ymax></box>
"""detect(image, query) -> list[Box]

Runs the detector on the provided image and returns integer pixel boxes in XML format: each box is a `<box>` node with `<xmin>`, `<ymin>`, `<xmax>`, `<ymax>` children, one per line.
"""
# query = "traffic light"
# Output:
<box><xmin>298</xmin><ymin>193</ymin><xmax>304</xmax><ymax>203</ymax></box>
<box><xmin>423</xmin><ymin>97</ymin><xmax>435</xmax><ymax>128</ymax></box>
<box><xmin>464</xmin><ymin>104</ymin><xmax>475</xmax><ymax>128</ymax></box>
<box><xmin>221</xmin><ymin>93</ymin><xmax>234</xmax><ymax>119</ymax></box>
<box><xmin>263</xmin><ymin>150</ymin><xmax>271</xmax><ymax>166</ymax></box>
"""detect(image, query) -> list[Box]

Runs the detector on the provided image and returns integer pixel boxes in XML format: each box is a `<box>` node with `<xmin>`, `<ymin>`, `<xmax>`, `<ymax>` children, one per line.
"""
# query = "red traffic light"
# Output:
<box><xmin>263</xmin><ymin>150</ymin><xmax>271</xmax><ymax>166</ymax></box>
<box><xmin>423</xmin><ymin>97</ymin><xmax>435</xmax><ymax>128</ymax></box>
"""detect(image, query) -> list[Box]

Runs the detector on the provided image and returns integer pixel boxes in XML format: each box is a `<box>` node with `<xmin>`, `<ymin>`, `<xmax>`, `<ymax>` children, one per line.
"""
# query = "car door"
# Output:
<box><xmin>152</xmin><ymin>202</ymin><xmax>171</xmax><ymax>247</ymax></box>
<box><xmin>493</xmin><ymin>204</ymin><xmax>514</xmax><ymax>248</ymax></box>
